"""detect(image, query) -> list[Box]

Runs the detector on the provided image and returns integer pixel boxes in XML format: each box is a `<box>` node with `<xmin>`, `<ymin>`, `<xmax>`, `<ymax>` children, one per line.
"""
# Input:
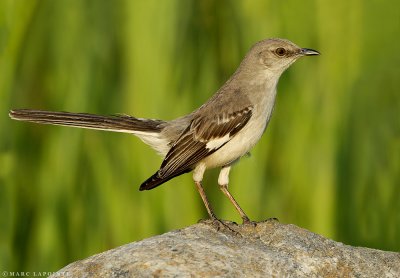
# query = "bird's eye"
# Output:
<box><xmin>275</xmin><ymin>47</ymin><xmax>287</xmax><ymax>57</ymax></box>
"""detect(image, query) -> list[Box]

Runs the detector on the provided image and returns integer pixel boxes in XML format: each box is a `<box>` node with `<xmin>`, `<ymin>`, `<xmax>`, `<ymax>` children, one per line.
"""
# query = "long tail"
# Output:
<box><xmin>9</xmin><ymin>109</ymin><xmax>166</xmax><ymax>133</ymax></box>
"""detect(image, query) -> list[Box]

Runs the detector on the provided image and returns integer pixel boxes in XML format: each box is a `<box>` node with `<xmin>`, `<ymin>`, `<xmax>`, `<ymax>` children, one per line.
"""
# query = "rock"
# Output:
<box><xmin>51</xmin><ymin>219</ymin><xmax>400</xmax><ymax>277</ymax></box>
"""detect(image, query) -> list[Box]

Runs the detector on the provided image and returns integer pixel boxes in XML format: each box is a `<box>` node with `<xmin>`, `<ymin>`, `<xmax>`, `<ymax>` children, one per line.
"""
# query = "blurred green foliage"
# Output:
<box><xmin>1</xmin><ymin>0</ymin><xmax>399</xmax><ymax>271</ymax></box>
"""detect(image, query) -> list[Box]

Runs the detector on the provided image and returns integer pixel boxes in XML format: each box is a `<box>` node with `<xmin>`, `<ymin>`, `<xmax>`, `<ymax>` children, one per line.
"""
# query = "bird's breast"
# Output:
<box><xmin>201</xmin><ymin>88</ymin><xmax>277</xmax><ymax>169</ymax></box>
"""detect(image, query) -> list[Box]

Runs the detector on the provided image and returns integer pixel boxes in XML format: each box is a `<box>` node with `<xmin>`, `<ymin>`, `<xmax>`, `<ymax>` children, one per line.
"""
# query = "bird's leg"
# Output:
<box><xmin>194</xmin><ymin>180</ymin><xmax>239</xmax><ymax>234</ymax></box>
<box><xmin>194</xmin><ymin>180</ymin><xmax>217</xmax><ymax>219</ymax></box>
<box><xmin>193</xmin><ymin>164</ymin><xmax>239</xmax><ymax>234</ymax></box>
<box><xmin>193</xmin><ymin>164</ymin><xmax>217</xmax><ymax>219</ymax></box>
<box><xmin>218</xmin><ymin>166</ymin><xmax>253</xmax><ymax>225</ymax></box>
<box><xmin>219</xmin><ymin>184</ymin><xmax>252</xmax><ymax>224</ymax></box>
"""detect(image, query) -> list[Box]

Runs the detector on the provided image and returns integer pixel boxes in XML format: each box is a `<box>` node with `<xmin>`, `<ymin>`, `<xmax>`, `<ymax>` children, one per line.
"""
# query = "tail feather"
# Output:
<box><xmin>9</xmin><ymin>109</ymin><xmax>166</xmax><ymax>133</ymax></box>
<box><xmin>139</xmin><ymin>168</ymin><xmax>191</xmax><ymax>191</ymax></box>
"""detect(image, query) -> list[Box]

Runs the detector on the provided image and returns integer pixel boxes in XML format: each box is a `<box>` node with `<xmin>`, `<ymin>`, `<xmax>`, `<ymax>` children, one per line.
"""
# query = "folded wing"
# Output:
<box><xmin>140</xmin><ymin>106</ymin><xmax>253</xmax><ymax>190</ymax></box>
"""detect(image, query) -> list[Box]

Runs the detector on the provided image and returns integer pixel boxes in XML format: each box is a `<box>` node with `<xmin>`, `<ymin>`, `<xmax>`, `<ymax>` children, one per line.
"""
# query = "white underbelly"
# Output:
<box><xmin>201</xmin><ymin>109</ymin><xmax>270</xmax><ymax>168</ymax></box>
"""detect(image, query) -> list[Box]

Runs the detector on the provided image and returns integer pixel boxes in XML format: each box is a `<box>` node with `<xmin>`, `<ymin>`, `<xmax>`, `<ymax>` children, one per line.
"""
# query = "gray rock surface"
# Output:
<box><xmin>52</xmin><ymin>219</ymin><xmax>400</xmax><ymax>277</ymax></box>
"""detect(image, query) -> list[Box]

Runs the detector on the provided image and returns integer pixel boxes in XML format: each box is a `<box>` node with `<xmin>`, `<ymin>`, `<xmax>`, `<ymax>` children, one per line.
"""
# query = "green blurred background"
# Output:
<box><xmin>1</xmin><ymin>0</ymin><xmax>399</xmax><ymax>272</ymax></box>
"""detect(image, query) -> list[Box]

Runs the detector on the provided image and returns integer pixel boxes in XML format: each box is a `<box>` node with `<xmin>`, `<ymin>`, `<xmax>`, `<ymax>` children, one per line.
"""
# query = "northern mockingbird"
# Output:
<box><xmin>9</xmin><ymin>38</ymin><xmax>319</xmax><ymax>224</ymax></box>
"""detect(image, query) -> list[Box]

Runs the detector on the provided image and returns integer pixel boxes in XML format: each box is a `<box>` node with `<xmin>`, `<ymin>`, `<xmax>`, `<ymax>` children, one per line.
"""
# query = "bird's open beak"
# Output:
<box><xmin>300</xmin><ymin>48</ymin><xmax>320</xmax><ymax>56</ymax></box>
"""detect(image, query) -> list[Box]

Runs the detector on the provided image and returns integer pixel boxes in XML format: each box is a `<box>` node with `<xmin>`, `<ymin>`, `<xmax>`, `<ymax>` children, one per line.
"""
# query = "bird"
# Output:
<box><xmin>9</xmin><ymin>38</ymin><xmax>319</xmax><ymax>224</ymax></box>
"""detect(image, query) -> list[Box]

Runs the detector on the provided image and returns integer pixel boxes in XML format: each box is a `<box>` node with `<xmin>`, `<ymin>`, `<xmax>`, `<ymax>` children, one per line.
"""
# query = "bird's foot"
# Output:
<box><xmin>198</xmin><ymin>218</ymin><xmax>240</xmax><ymax>236</ymax></box>
<box><xmin>242</xmin><ymin>217</ymin><xmax>258</xmax><ymax>227</ymax></box>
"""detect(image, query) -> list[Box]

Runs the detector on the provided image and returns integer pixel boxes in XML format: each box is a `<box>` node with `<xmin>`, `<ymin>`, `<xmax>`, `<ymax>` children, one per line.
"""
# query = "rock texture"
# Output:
<box><xmin>52</xmin><ymin>219</ymin><xmax>400</xmax><ymax>277</ymax></box>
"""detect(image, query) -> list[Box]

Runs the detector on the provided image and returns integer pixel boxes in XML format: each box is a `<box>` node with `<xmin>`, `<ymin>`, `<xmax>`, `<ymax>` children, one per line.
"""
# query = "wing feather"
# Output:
<box><xmin>139</xmin><ymin>102</ymin><xmax>254</xmax><ymax>191</ymax></box>
<box><xmin>158</xmin><ymin>106</ymin><xmax>253</xmax><ymax>179</ymax></box>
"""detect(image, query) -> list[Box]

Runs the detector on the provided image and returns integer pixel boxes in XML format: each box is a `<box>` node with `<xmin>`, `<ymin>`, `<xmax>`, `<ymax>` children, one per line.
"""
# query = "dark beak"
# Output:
<box><xmin>300</xmin><ymin>48</ymin><xmax>320</xmax><ymax>56</ymax></box>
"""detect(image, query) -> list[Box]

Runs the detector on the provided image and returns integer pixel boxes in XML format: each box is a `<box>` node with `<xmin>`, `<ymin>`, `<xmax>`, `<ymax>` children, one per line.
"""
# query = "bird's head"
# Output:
<box><xmin>241</xmin><ymin>38</ymin><xmax>319</xmax><ymax>75</ymax></box>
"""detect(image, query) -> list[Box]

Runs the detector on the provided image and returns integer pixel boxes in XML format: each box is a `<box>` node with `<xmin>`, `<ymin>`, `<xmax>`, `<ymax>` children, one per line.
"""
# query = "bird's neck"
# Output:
<box><xmin>231</xmin><ymin>66</ymin><xmax>281</xmax><ymax>98</ymax></box>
